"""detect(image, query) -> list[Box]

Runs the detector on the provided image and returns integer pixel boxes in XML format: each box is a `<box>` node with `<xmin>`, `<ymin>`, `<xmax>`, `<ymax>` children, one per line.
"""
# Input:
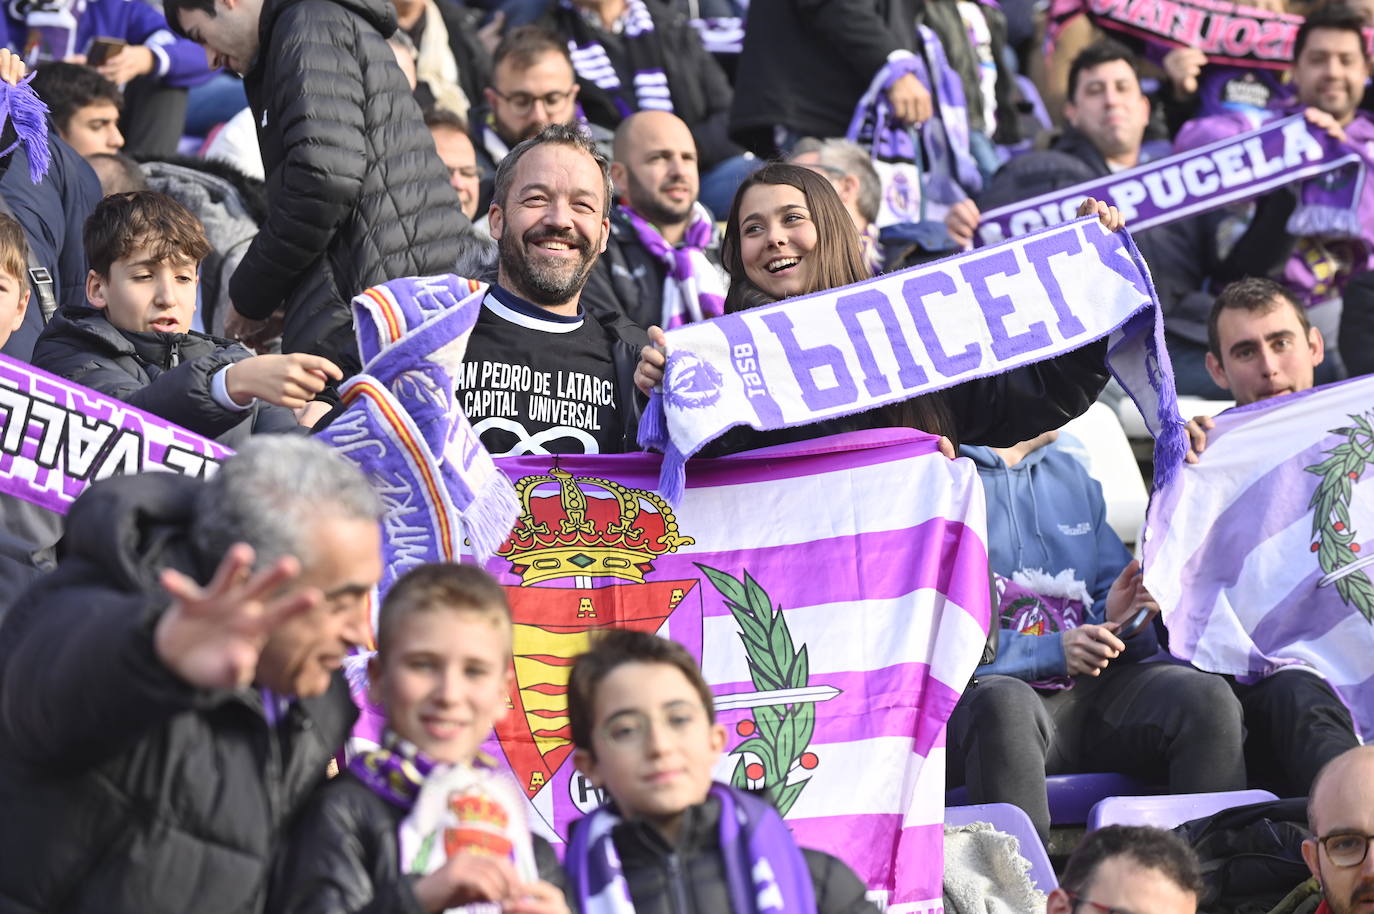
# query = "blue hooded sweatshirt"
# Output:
<box><xmin>962</xmin><ymin>439</ymin><xmax>1155</xmax><ymax>683</ymax></box>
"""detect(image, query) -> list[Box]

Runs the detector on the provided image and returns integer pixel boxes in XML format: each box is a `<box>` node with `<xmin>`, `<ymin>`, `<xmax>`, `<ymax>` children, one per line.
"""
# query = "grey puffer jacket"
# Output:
<box><xmin>231</xmin><ymin>0</ymin><xmax>467</xmax><ymax>377</ymax></box>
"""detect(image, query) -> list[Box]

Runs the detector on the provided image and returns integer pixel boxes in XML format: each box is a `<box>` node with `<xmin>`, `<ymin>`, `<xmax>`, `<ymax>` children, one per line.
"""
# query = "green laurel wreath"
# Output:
<box><xmin>697</xmin><ymin>563</ymin><xmax>815</xmax><ymax>817</ymax></box>
<box><xmin>1304</xmin><ymin>411</ymin><xmax>1374</xmax><ymax>624</ymax></box>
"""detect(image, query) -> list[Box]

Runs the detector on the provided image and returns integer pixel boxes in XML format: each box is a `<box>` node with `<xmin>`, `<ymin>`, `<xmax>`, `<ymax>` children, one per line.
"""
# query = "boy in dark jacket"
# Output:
<box><xmin>270</xmin><ymin>563</ymin><xmax>570</xmax><ymax>914</ymax></box>
<box><xmin>32</xmin><ymin>190</ymin><xmax>339</xmax><ymax>445</ymax></box>
<box><xmin>565</xmin><ymin>629</ymin><xmax>878</xmax><ymax>914</ymax></box>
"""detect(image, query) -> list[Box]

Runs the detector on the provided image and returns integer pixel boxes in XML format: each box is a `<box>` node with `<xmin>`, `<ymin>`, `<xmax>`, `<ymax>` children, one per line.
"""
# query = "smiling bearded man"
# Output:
<box><xmin>456</xmin><ymin>123</ymin><xmax>650</xmax><ymax>457</ymax></box>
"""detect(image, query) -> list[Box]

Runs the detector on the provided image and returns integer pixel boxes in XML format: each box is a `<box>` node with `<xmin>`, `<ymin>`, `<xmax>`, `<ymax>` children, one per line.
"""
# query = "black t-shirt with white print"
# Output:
<box><xmin>458</xmin><ymin>285</ymin><xmax>622</xmax><ymax>455</ymax></box>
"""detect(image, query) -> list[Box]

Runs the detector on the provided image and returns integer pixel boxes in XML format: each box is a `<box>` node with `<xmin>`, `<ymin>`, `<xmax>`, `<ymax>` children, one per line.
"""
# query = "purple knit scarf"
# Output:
<box><xmin>563</xmin><ymin>0</ymin><xmax>673</xmax><ymax>119</ymax></box>
<box><xmin>566</xmin><ymin>782</ymin><xmax>817</xmax><ymax>914</ymax></box>
<box><xmin>0</xmin><ymin>72</ymin><xmax>50</xmax><ymax>183</ymax></box>
<box><xmin>349</xmin><ymin>731</ymin><xmax>438</xmax><ymax>811</ymax></box>
<box><xmin>620</xmin><ymin>201</ymin><xmax>725</xmax><ymax>329</ymax></box>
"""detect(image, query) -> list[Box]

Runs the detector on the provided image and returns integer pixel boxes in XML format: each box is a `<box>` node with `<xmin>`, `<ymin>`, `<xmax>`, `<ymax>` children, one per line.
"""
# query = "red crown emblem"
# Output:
<box><xmin>496</xmin><ymin>467</ymin><xmax>694</xmax><ymax>585</ymax></box>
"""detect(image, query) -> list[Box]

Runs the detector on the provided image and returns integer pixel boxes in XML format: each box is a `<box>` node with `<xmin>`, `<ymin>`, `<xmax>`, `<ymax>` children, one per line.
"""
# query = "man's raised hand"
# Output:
<box><xmin>1185</xmin><ymin>413</ymin><xmax>1215</xmax><ymax>464</ymax></box>
<box><xmin>1077</xmin><ymin>196</ymin><xmax>1126</xmax><ymax>232</ymax></box>
<box><xmin>154</xmin><ymin>544</ymin><xmax>319</xmax><ymax>690</ymax></box>
<box><xmin>634</xmin><ymin>325</ymin><xmax>667</xmax><ymax>395</ymax></box>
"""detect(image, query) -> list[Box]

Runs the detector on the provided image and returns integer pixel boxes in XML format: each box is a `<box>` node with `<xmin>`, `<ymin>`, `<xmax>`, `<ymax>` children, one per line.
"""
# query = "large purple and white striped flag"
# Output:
<box><xmin>483</xmin><ymin>428</ymin><xmax>990</xmax><ymax>909</ymax></box>
<box><xmin>1144</xmin><ymin>375</ymin><xmax>1374</xmax><ymax>739</ymax></box>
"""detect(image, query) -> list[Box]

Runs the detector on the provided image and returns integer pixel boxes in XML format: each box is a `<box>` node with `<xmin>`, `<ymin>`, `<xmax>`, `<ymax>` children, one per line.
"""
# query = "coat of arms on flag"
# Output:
<box><xmin>1144</xmin><ymin>375</ymin><xmax>1374</xmax><ymax>740</ymax></box>
<box><xmin>481</xmin><ymin>429</ymin><xmax>992</xmax><ymax>912</ymax></box>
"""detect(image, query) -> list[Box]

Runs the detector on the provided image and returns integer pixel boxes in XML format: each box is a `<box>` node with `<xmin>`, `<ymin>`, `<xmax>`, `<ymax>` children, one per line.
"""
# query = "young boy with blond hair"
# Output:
<box><xmin>270</xmin><ymin>563</ymin><xmax>570</xmax><ymax>914</ymax></box>
<box><xmin>31</xmin><ymin>190</ymin><xmax>339</xmax><ymax>442</ymax></box>
<box><xmin>566</xmin><ymin>629</ymin><xmax>878</xmax><ymax>914</ymax></box>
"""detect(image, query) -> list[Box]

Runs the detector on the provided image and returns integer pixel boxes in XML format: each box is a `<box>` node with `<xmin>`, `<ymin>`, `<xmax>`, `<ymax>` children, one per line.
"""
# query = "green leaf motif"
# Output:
<box><xmin>697</xmin><ymin>563</ymin><xmax>821</xmax><ymax>817</ymax></box>
<box><xmin>1303</xmin><ymin>413</ymin><xmax>1374</xmax><ymax>626</ymax></box>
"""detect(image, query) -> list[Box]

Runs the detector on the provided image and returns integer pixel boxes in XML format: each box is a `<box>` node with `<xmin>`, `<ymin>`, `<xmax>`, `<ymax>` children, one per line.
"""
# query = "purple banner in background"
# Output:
<box><xmin>974</xmin><ymin>115</ymin><xmax>1363</xmax><ymax>246</ymax></box>
<box><xmin>0</xmin><ymin>354</ymin><xmax>230</xmax><ymax>514</ymax></box>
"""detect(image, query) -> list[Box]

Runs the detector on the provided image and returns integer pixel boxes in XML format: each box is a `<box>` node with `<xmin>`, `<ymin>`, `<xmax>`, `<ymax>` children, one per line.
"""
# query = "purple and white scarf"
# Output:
<box><xmin>564</xmin><ymin>0</ymin><xmax>673</xmax><ymax>119</ymax></box>
<box><xmin>846</xmin><ymin>27</ymin><xmax>983</xmax><ymax>213</ymax></box>
<box><xmin>638</xmin><ymin>216</ymin><xmax>1185</xmax><ymax>504</ymax></box>
<box><xmin>315</xmin><ymin>276</ymin><xmax>520</xmax><ymax>585</ymax></box>
<box><xmin>973</xmin><ymin>114</ymin><xmax>1365</xmax><ymax>247</ymax></box>
<box><xmin>566</xmin><ymin>783</ymin><xmax>817</xmax><ymax>914</ymax></box>
<box><xmin>995</xmin><ymin>569</ymin><xmax>1090</xmax><ymax>691</ymax></box>
<box><xmin>621</xmin><ymin>201</ymin><xmax>726</xmax><ymax>329</ymax></box>
<box><xmin>0</xmin><ymin>72</ymin><xmax>50</xmax><ymax>183</ymax></box>
<box><xmin>349</xmin><ymin>730</ymin><xmax>439</xmax><ymax>810</ymax></box>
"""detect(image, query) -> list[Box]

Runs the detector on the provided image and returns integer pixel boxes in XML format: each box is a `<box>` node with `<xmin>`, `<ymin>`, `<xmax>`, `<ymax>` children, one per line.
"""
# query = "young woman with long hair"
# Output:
<box><xmin>635</xmin><ymin>162</ymin><xmax>1121</xmax><ymax>454</ymax></box>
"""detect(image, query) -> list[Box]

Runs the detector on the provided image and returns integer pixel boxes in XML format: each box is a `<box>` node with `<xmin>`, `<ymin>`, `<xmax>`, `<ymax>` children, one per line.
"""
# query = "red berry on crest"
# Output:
<box><xmin>1354</xmin><ymin>544</ymin><xmax>1363</xmax><ymax>553</ymax></box>
<box><xmin>1335</xmin><ymin>522</ymin><xmax>1346</xmax><ymax>531</ymax></box>
<box><xmin>1352</xmin><ymin>472</ymin><xmax>1360</xmax><ymax>480</ymax></box>
<box><xmin>800</xmin><ymin>752</ymin><xmax>818</xmax><ymax>769</ymax></box>
<box><xmin>745</xmin><ymin>763</ymin><xmax>765</xmax><ymax>781</ymax></box>
<box><xmin>1312</xmin><ymin>543</ymin><xmax>1321</xmax><ymax>552</ymax></box>
<box><xmin>736</xmin><ymin>720</ymin><xmax>755</xmax><ymax>737</ymax></box>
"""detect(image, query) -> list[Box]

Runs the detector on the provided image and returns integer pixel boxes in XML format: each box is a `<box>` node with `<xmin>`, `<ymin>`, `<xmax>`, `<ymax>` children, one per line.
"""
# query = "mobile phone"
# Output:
<box><xmin>1117</xmin><ymin>606</ymin><xmax>1158</xmax><ymax>640</ymax></box>
<box><xmin>86</xmin><ymin>37</ymin><xmax>127</xmax><ymax>67</ymax></box>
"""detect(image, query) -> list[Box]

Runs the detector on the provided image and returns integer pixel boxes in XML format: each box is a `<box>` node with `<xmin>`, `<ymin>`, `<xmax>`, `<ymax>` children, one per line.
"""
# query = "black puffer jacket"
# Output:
<box><xmin>580</xmin><ymin>207</ymin><xmax>724</xmax><ymax>331</ymax></box>
<box><xmin>232</xmin><ymin>0</ymin><xmax>467</xmax><ymax>377</ymax></box>
<box><xmin>569</xmin><ymin>795</ymin><xmax>879</xmax><ymax>914</ymax></box>
<box><xmin>268</xmin><ymin>772</ymin><xmax>571</xmax><ymax>914</ymax></box>
<box><xmin>0</xmin><ymin>473</ymin><xmax>359</xmax><ymax>914</ymax></box>
<box><xmin>31</xmin><ymin>305</ymin><xmax>300</xmax><ymax>445</ymax></box>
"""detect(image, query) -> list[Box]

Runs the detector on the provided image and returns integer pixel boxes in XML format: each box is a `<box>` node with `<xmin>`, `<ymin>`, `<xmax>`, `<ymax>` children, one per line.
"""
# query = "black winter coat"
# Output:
<box><xmin>268</xmin><ymin>772</ymin><xmax>570</xmax><ymax>914</ymax></box>
<box><xmin>232</xmin><ymin>0</ymin><xmax>467</xmax><ymax>376</ymax></box>
<box><xmin>580</xmin><ymin>207</ymin><xmax>724</xmax><ymax>331</ymax></box>
<box><xmin>570</xmin><ymin>795</ymin><xmax>879</xmax><ymax>914</ymax></box>
<box><xmin>31</xmin><ymin>305</ymin><xmax>301</xmax><ymax>445</ymax></box>
<box><xmin>0</xmin><ymin>131</ymin><xmax>100</xmax><ymax>362</ymax></box>
<box><xmin>0</xmin><ymin>473</ymin><xmax>360</xmax><ymax>914</ymax></box>
<box><xmin>545</xmin><ymin>0</ymin><xmax>743</xmax><ymax>169</ymax></box>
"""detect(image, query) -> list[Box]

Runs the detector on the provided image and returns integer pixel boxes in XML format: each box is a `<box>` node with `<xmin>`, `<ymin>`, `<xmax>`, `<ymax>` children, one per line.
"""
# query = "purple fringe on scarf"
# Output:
<box><xmin>0</xmin><ymin>74</ymin><xmax>50</xmax><ymax>184</ymax></box>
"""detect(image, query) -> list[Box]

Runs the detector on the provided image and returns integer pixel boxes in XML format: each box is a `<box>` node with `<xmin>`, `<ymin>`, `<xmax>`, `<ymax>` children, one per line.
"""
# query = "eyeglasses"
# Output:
<box><xmin>490</xmin><ymin>86</ymin><xmax>577</xmax><ymax>115</ymax></box>
<box><xmin>1318</xmin><ymin>832</ymin><xmax>1374</xmax><ymax>867</ymax></box>
<box><xmin>1065</xmin><ymin>890</ymin><xmax>1136</xmax><ymax>914</ymax></box>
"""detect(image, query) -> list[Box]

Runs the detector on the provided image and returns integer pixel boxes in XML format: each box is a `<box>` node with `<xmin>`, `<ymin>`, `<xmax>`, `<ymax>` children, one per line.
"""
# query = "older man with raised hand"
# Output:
<box><xmin>580</xmin><ymin>110</ymin><xmax>726</xmax><ymax>330</ymax></box>
<box><xmin>164</xmin><ymin>0</ymin><xmax>465</xmax><ymax>379</ymax></box>
<box><xmin>458</xmin><ymin>123</ymin><xmax>648</xmax><ymax>458</ymax></box>
<box><xmin>0</xmin><ymin>436</ymin><xmax>383</xmax><ymax>914</ymax></box>
<box><xmin>1303</xmin><ymin>746</ymin><xmax>1374</xmax><ymax>914</ymax></box>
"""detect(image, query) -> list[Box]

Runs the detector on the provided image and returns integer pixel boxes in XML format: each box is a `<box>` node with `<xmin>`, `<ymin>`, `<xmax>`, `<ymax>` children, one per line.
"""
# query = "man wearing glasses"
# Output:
<box><xmin>1303</xmin><ymin>746</ymin><xmax>1374</xmax><ymax>914</ymax></box>
<box><xmin>1047</xmin><ymin>825</ymin><xmax>1204</xmax><ymax>914</ymax></box>
<box><xmin>473</xmin><ymin>27</ymin><xmax>586</xmax><ymax>186</ymax></box>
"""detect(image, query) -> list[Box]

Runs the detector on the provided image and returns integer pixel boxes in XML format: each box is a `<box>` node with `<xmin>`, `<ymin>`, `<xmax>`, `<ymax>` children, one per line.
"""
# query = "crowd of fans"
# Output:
<box><xmin>0</xmin><ymin>0</ymin><xmax>1370</xmax><ymax>908</ymax></box>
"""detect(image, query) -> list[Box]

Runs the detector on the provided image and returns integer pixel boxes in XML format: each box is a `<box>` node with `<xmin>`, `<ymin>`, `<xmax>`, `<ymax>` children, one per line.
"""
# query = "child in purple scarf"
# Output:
<box><xmin>564</xmin><ymin>629</ymin><xmax>878</xmax><ymax>914</ymax></box>
<box><xmin>270</xmin><ymin>564</ymin><xmax>570</xmax><ymax>914</ymax></box>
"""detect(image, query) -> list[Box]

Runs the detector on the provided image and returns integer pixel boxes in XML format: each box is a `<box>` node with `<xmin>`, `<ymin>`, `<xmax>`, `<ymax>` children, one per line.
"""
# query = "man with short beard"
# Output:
<box><xmin>458</xmin><ymin>123</ymin><xmax>649</xmax><ymax>456</ymax></box>
<box><xmin>1302</xmin><ymin>746</ymin><xmax>1374</xmax><ymax>914</ymax></box>
<box><xmin>581</xmin><ymin>110</ymin><xmax>727</xmax><ymax>330</ymax></box>
<box><xmin>1174</xmin><ymin>2</ymin><xmax>1374</xmax><ymax>381</ymax></box>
